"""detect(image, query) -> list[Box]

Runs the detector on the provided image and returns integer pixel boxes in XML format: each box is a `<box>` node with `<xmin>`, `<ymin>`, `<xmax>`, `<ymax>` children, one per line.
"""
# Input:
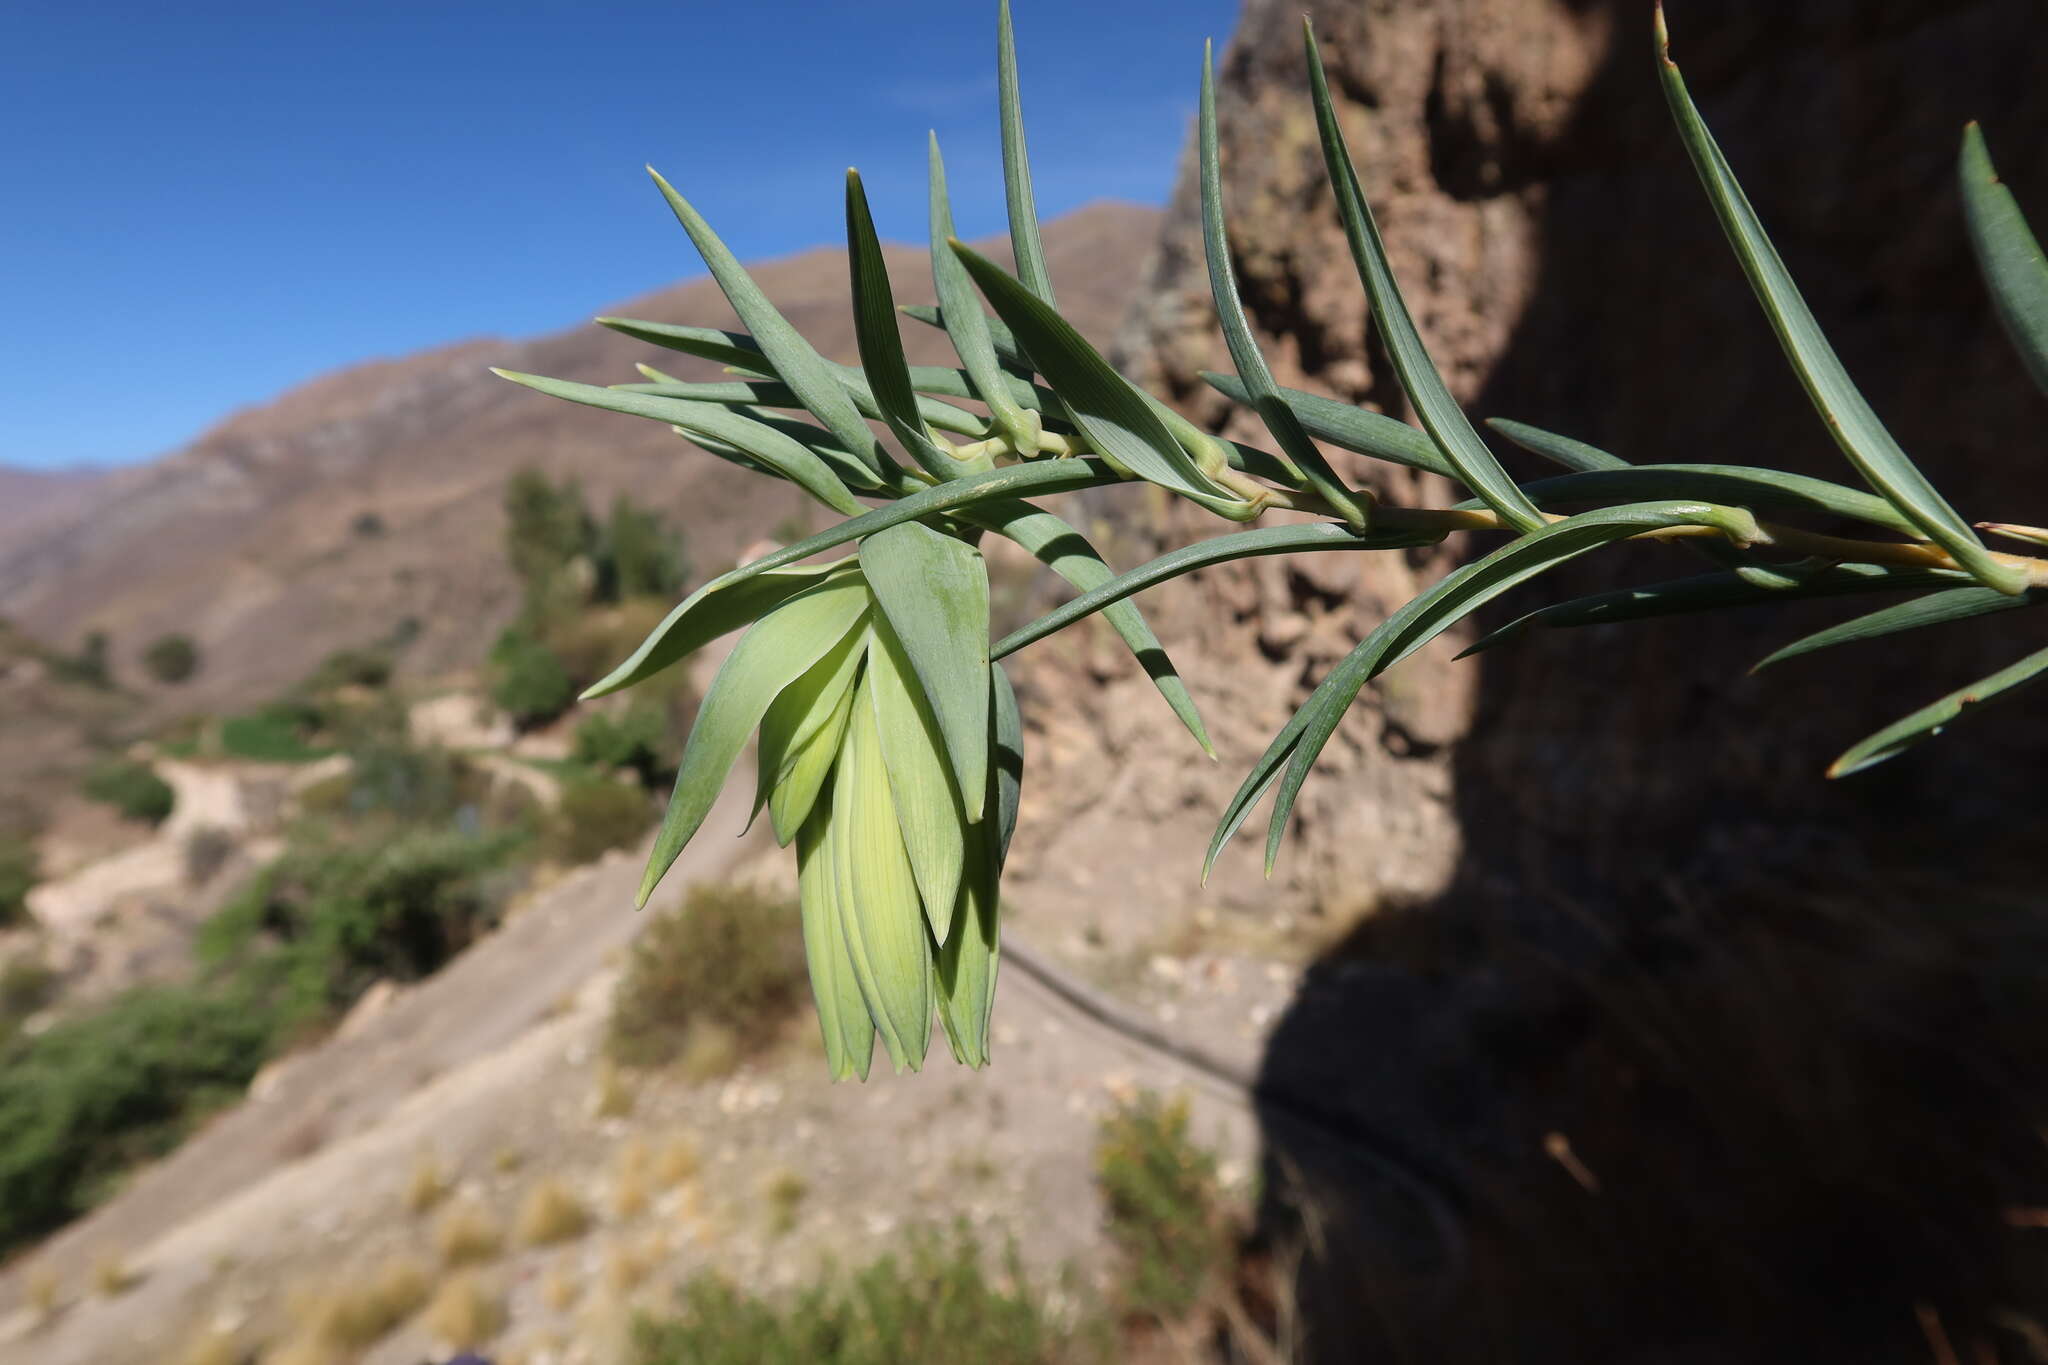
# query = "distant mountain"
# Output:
<box><xmin>0</xmin><ymin>467</ymin><xmax>108</xmax><ymax>544</ymax></box>
<box><xmin>0</xmin><ymin>202</ymin><xmax>1162</xmax><ymax>711</ymax></box>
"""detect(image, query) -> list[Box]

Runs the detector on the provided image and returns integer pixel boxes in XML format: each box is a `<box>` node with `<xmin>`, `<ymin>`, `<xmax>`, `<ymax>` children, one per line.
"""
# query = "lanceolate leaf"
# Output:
<box><xmin>619</xmin><ymin>377</ymin><xmax>988</xmax><ymax>438</ymax></box>
<box><xmin>929</xmin><ymin>133</ymin><xmax>1040</xmax><ymax>455</ymax></box>
<box><xmin>1202</xmin><ymin>372</ymin><xmax>1455</xmax><ymax>479</ymax></box>
<box><xmin>492</xmin><ymin>371</ymin><xmax>860</xmax><ymax>515</ymax></box>
<box><xmin>1199</xmin><ymin>44</ymin><xmax>1368</xmax><ymax>527</ymax></box>
<box><xmin>1476</xmin><ymin>464</ymin><xmax>1917</xmax><ymax>535</ymax></box>
<box><xmin>1227</xmin><ymin>502</ymin><xmax>1765</xmax><ymax>874</ymax></box>
<box><xmin>1830</xmin><ymin>642</ymin><xmax>2048</xmax><ymax>777</ymax></box>
<box><xmin>1303</xmin><ymin>24</ymin><xmax>1545</xmax><ymax>534</ymax></box>
<box><xmin>582</xmin><ymin>559</ymin><xmax>858</xmax><ymax>700</ymax></box>
<box><xmin>860</xmin><ymin>522</ymin><xmax>993</xmax><ymax>822</ymax></box>
<box><xmin>1960</xmin><ymin>123</ymin><xmax>2048</xmax><ymax>398</ymax></box>
<box><xmin>867</xmin><ymin>620</ymin><xmax>967</xmax><ymax>942</ymax></box>
<box><xmin>991</xmin><ymin>662</ymin><xmax>1023</xmax><ymax>868</ymax></box>
<box><xmin>756</xmin><ymin>623</ymin><xmax>870</xmax><ymax>843</ymax></box>
<box><xmin>833</xmin><ymin>688</ymin><xmax>934</xmax><ymax>1071</ymax></box>
<box><xmin>952</xmin><ymin>241</ymin><xmax>1248</xmax><ymax>513</ymax></box>
<box><xmin>1753</xmin><ymin>586</ymin><xmax>2041</xmax><ymax>672</ymax></box>
<box><xmin>993</xmin><ymin>522</ymin><xmax>1443</xmax><ymax>660</ymax></box>
<box><xmin>1483</xmin><ymin>418</ymin><xmax>1632</xmax><ymax>473</ymax></box>
<box><xmin>846</xmin><ymin>168</ymin><xmax>958</xmax><ymax>478</ymax></box>
<box><xmin>935</xmin><ymin>815</ymin><xmax>998</xmax><ymax>1069</ymax></box>
<box><xmin>1654</xmin><ymin>14</ymin><xmax>2023</xmax><ymax>595</ymax></box>
<box><xmin>964</xmin><ymin>500</ymin><xmax>1214</xmax><ymax>755</ymax></box>
<box><xmin>1461</xmin><ymin>561</ymin><xmax>1973</xmax><ymax>656</ymax></box>
<box><xmin>596</xmin><ymin>317</ymin><xmax>770</xmax><ymax>373</ymax></box>
<box><xmin>1980</xmin><ymin>522</ymin><xmax>2048</xmax><ymax>549</ymax></box>
<box><xmin>639</xmin><ymin>576</ymin><xmax>873</xmax><ymax>906</ymax></box>
<box><xmin>684</xmin><ymin>458</ymin><xmax>1123</xmax><ymax>604</ymax></box>
<box><xmin>996</xmin><ymin>0</ymin><xmax>1055</xmax><ymax>306</ymax></box>
<box><xmin>797</xmin><ymin>801</ymin><xmax>875</xmax><ymax>1082</ymax></box>
<box><xmin>647</xmin><ymin>169</ymin><xmax>890</xmax><ymax>477</ymax></box>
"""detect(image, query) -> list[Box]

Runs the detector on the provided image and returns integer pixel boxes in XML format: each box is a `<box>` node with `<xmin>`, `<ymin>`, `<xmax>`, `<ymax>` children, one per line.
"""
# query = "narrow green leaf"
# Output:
<box><xmin>494</xmin><ymin>370</ymin><xmax>862</xmax><ymax>514</ymax></box>
<box><xmin>1304</xmin><ymin>24</ymin><xmax>1545</xmax><ymax>533</ymax></box>
<box><xmin>619</xmin><ymin>376</ymin><xmax>988</xmax><ymax>438</ymax></box>
<box><xmin>582</xmin><ymin>559</ymin><xmax>857</xmax><ymax>700</ymax></box>
<box><xmin>639</xmin><ymin>575</ymin><xmax>873</xmax><ymax>906</ymax></box>
<box><xmin>1256</xmin><ymin>501</ymin><xmax>1765</xmax><ymax>873</ymax></box>
<box><xmin>1202</xmin><ymin>372</ymin><xmax>1454</xmax><ymax>479</ymax></box>
<box><xmin>596</xmin><ymin>317</ymin><xmax>770</xmax><ymax>373</ymax></box>
<box><xmin>692</xmin><ymin>412</ymin><xmax>890</xmax><ymax>493</ymax></box>
<box><xmin>897</xmin><ymin>363</ymin><xmax>1060</xmax><ymax>416</ymax></box>
<box><xmin>647</xmin><ymin>168</ymin><xmax>891</xmax><ymax>477</ymax></box>
<box><xmin>1754</xmin><ymin>586</ymin><xmax>2040</xmax><ymax>672</ymax></box>
<box><xmin>934</xmin><ymin>814</ymin><xmax>998</xmax><ymax>1069</ymax></box>
<box><xmin>833</xmin><ymin>684</ymin><xmax>934</xmax><ymax>1072</ymax></box>
<box><xmin>678</xmin><ymin>458</ymin><xmax>1120</xmax><ymax>609</ymax></box>
<box><xmin>1462</xmin><ymin>561</ymin><xmax>1972</xmax><ymax>657</ymax></box>
<box><xmin>1830</xmin><ymin>642</ymin><xmax>2048</xmax><ymax>776</ymax></box>
<box><xmin>964</xmin><ymin>500</ymin><xmax>1215</xmax><ymax>755</ymax></box>
<box><xmin>757</xmin><ymin>624</ymin><xmax>870</xmax><ymax>844</ymax></box>
<box><xmin>930</xmin><ymin>133</ymin><xmax>1040</xmax><ymax>455</ymax></box>
<box><xmin>1482</xmin><ymin>417</ymin><xmax>1631</xmax><ymax>473</ymax></box>
<box><xmin>846</xmin><ymin>168</ymin><xmax>960</xmax><ymax>478</ymax></box>
<box><xmin>952</xmin><ymin>241</ymin><xmax>1247</xmax><ymax>513</ymax></box>
<box><xmin>1467</xmin><ymin>463</ymin><xmax>1917</xmax><ymax>535</ymax></box>
<box><xmin>996</xmin><ymin>0</ymin><xmax>1055</xmax><ymax>306</ymax></box>
<box><xmin>901</xmin><ymin>303</ymin><xmax>1023</xmax><ymax>367</ymax></box>
<box><xmin>1960</xmin><ymin>123</ymin><xmax>2048</xmax><ymax>398</ymax></box>
<box><xmin>1200</xmin><ymin>42</ymin><xmax>1369</xmax><ymax>527</ymax></box>
<box><xmin>861</xmin><ymin>522</ymin><xmax>992</xmax><ymax>822</ymax></box>
<box><xmin>797</xmin><ymin>799</ymin><xmax>875</xmax><ymax>1082</ymax></box>
<box><xmin>991</xmin><ymin>662</ymin><xmax>1023</xmax><ymax>869</ymax></box>
<box><xmin>867</xmin><ymin>621</ymin><xmax>967</xmax><ymax>943</ymax></box>
<box><xmin>993</xmin><ymin>522</ymin><xmax>1442</xmax><ymax>660</ymax></box>
<box><xmin>1655</xmin><ymin>14</ymin><xmax>2022</xmax><ymax>594</ymax></box>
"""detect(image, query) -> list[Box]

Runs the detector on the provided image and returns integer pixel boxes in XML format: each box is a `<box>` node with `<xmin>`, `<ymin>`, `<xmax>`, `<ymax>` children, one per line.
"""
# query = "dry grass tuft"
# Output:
<box><xmin>592</xmin><ymin>1058</ymin><xmax>634</xmax><ymax>1118</ymax></box>
<box><xmin>290</xmin><ymin>1254</ymin><xmax>431</xmax><ymax>1351</ymax></box>
<box><xmin>763</xmin><ymin>1170</ymin><xmax>808</xmax><ymax>1238</ymax></box>
<box><xmin>25</xmin><ymin>1266</ymin><xmax>60</xmax><ymax>1321</ymax></box>
<box><xmin>612</xmin><ymin>1137</ymin><xmax>652</xmax><ymax>1219</ymax></box>
<box><xmin>541</xmin><ymin>1259</ymin><xmax>581</xmax><ymax>1313</ymax></box>
<box><xmin>434</xmin><ymin>1197</ymin><xmax>505</xmax><ymax>1268</ymax></box>
<box><xmin>422</xmin><ymin>1272</ymin><xmax>507</xmax><ymax>1350</ymax></box>
<box><xmin>404</xmin><ymin>1150</ymin><xmax>450</xmax><ymax>1215</ymax></box>
<box><xmin>516</xmin><ymin>1176</ymin><xmax>592</xmax><ymax>1248</ymax></box>
<box><xmin>93</xmin><ymin>1251</ymin><xmax>138</xmax><ymax>1297</ymax></box>
<box><xmin>676</xmin><ymin>1020</ymin><xmax>741</xmax><ymax>1082</ymax></box>
<box><xmin>605</xmin><ymin>1230</ymin><xmax>670</xmax><ymax>1295</ymax></box>
<box><xmin>174</xmin><ymin>1323</ymin><xmax>244</xmax><ymax>1365</ymax></box>
<box><xmin>653</xmin><ymin>1132</ymin><xmax>700</xmax><ymax>1188</ymax></box>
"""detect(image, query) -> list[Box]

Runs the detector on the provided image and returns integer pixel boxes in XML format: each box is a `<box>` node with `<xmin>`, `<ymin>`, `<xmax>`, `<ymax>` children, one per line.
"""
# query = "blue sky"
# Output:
<box><xmin>2</xmin><ymin>1</ymin><xmax>1239</xmax><ymax>470</ymax></box>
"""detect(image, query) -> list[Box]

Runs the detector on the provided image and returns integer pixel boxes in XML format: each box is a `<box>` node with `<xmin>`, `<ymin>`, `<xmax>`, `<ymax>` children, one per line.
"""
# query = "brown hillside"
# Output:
<box><xmin>0</xmin><ymin>201</ymin><xmax>1161</xmax><ymax>713</ymax></box>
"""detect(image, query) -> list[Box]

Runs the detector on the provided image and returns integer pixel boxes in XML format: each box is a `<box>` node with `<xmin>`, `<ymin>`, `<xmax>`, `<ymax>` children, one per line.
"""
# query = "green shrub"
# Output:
<box><xmin>81</xmin><ymin>758</ymin><xmax>175</xmax><ymax>826</ymax></box>
<box><xmin>1094</xmin><ymin>1093</ymin><xmax>1226</xmax><ymax>1321</ymax></box>
<box><xmin>504</xmin><ymin>468</ymin><xmax>596</xmax><ymax>606</ymax></box>
<box><xmin>548</xmin><ymin>777</ymin><xmax>653</xmax><ymax>866</ymax></box>
<box><xmin>141</xmin><ymin>633</ymin><xmax>200</xmax><ymax>684</ymax></box>
<box><xmin>631</xmin><ymin>1225</ymin><xmax>1099</xmax><ymax>1365</ymax></box>
<box><xmin>573</xmin><ymin>703</ymin><xmax>674</xmax><ymax>785</ymax></box>
<box><xmin>489</xmin><ymin>626</ymin><xmax>574</xmax><ymax>729</ymax></box>
<box><xmin>0</xmin><ymin>955</ymin><xmax>56</xmax><ymax>1044</ymax></box>
<box><xmin>0</xmin><ymin>839</ymin><xmax>35</xmax><ymax>928</ymax></box>
<box><xmin>0</xmin><ymin>980</ymin><xmax>276</xmax><ymax>1254</ymax></box>
<box><xmin>50</xmin><ymin>630</ymin><xmax>111</xmax><ymax>688</ymax></box>
<box><xmin>302</xmin><ymin>646</ymin><xmax>392</xmax><ymax>692</ymax></box>
<box><xmin>219</xmin><ymin>701</ymin><xmax>331</xmax><ymax>763</ymax></box>
<box><xmin>599</xmin><ymin>492</ymin><xmax>688</xmax><ymax>601</ymax></box>
<box><xmin>607</xmin><ymin>881</ymin><xmax>804</xmax><ymax>1069</ymax></box>
<box><xmin>200</xmin><ymin>829</ymin><xmax>521</xmax><ymax>1028</ymax></box>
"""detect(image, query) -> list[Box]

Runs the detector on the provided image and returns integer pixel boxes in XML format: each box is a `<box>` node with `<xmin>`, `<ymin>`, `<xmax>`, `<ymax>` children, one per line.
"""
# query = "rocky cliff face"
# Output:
<box><xmin>1104</xmin><ymin>0</ymin><xmax>2048</xmax><ymax>916</ymax></box>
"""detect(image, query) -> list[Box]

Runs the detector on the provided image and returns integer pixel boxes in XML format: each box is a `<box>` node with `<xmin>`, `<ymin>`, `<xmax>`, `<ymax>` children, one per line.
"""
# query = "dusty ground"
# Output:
<box><xmin>0</xmin><ymin>764</ymin><xmax>1298</xmax><ymax>1364</ymax></box>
